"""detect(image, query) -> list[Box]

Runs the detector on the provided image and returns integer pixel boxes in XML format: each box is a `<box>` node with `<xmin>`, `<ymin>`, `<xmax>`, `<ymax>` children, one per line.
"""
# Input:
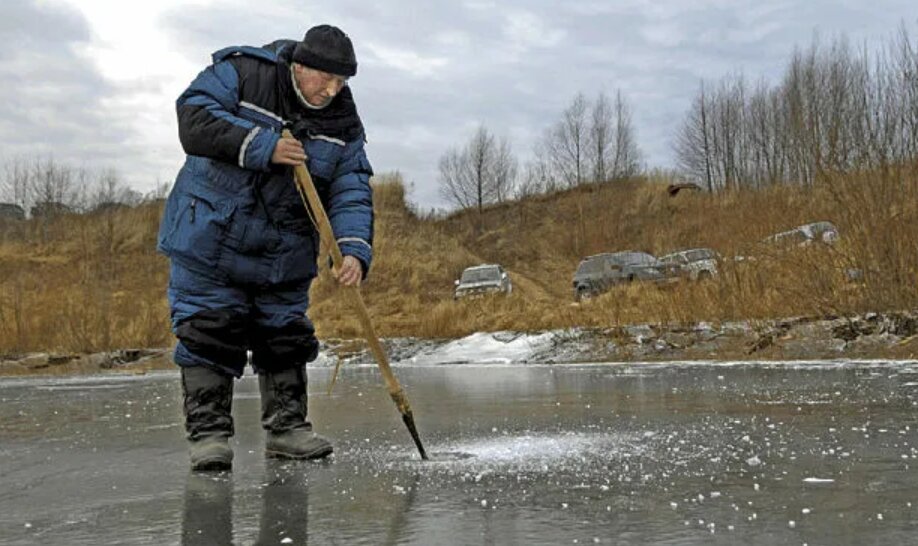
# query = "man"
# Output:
<box><xmin>157</xmin><ymin>24</ymin><xmax>374</xmax><ymax>471</ymax></box>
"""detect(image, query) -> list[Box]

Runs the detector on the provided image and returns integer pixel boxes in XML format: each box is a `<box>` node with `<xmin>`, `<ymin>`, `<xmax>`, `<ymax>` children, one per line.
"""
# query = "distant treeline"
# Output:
<box><xmin>437</xmin><ymin>23</ymin><xmax>918</xmax><ymax>214</ymax></box>
<box><xmin>0</xmin><ymin>157</ymin><xmax>167</xmax><ymax>221</ymax></box>
<box><xmin>675</xmin><ymin>26</ymin><xmax>918</xmax><ymax>191</ymax></box>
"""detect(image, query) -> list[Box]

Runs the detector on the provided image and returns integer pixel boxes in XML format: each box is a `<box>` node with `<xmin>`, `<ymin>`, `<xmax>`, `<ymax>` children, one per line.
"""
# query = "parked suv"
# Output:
<box><xmin>659</xmin><ymin>248</ymin><xmax>720</xmax><ymax>281</ymax></box>
<box><xmin>454</xmin><ymin>264</ymin><xmax>512</xmax><ymax>299</ymax></box>
<box><xmin>572</xmin><ymin>251</ymin><xmax>669</xmax><ymax>301</ymax></box>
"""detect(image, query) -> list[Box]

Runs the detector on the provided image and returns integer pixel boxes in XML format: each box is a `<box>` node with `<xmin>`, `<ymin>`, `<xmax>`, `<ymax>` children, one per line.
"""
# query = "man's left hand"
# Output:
<box><xmin>334</xmin><ymin>255</ymin><xmax>363</xmax><ymax>287</ymax></box>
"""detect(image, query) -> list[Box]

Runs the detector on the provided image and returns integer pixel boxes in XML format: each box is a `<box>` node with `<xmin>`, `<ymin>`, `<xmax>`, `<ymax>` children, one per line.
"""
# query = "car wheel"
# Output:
<box><xmin>697</xmin><ymin>270</ymin><xmax>713</xmax><ymax>281</ymax></box>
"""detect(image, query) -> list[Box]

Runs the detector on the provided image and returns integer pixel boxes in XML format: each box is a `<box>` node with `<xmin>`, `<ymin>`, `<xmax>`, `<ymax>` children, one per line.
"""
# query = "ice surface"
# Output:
<box><xmin>3</xmin><ymin>361</ymin><xmax>918</xmax><ymax>545</ymax></box>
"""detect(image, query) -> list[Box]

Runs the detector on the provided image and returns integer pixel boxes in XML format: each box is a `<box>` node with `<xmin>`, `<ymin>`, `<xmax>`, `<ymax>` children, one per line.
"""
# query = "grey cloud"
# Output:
<box><xmin>165</xmin><ymin>0</ymin><xmax>914</xmax><ymax>204</ymax></box>
<box><xmin>0</xmin><ymin>0</ymin><xmax>159</xmax><ymax>192</ymax></box>
<box><xmin>7</xmin><ymin>0</ymin><xmax>914</xmax><ymax>208</ymax></box>
<box><xmin>0</xmin><ymin>0</ymin><xmax>88</xmax><ymax>51</ymax></box>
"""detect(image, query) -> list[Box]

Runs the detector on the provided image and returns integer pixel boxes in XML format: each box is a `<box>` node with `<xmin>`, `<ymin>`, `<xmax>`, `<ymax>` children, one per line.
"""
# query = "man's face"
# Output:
<box><xmin>293</xmin><ymin>63</ymin><xmax>348</xmax><ymax>108</ymax></box>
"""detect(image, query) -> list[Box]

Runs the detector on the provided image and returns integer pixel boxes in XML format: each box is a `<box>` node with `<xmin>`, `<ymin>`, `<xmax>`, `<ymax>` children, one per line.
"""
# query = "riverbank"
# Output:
<box><xmin>2</xmin><ymin>310</ymin><xmax>915</xmax><ymax>377</ymax></box>
<box><xmin>4</xmin><ymin>173</ymin><xmax>917</xmax><ymax>355</ymax></box>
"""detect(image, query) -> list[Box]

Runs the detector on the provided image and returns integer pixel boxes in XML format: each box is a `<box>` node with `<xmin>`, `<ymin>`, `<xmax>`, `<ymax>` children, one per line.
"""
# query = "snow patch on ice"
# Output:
<box><xmin>409</xmin><ymin>331</ymin><xmax>556</xmax><ymax>365</ymax></box>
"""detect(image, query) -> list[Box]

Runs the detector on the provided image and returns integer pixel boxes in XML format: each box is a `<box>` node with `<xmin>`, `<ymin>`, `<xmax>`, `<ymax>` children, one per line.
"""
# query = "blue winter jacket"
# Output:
<box><xmin>157</xmin><ymin>40</ymin><xmax>374</xmax><ymax>285</ymax></box>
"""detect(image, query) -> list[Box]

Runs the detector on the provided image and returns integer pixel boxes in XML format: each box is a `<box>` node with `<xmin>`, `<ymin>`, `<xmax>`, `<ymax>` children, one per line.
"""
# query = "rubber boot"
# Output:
<box><xmin>181</xmin><ymin>366</ymin><xmax>235</xmax><ymax>471</ymax></box>
<box><xmin>259</xmin><ymin>366</ymin><xmax>333</xmax><ymax>460</ymax></box>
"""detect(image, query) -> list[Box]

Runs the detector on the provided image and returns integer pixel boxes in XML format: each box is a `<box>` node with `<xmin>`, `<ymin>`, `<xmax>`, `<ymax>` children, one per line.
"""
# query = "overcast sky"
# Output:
<box><xmin>1</xmin><ymin>0</ymin><xmax>916</xmax><ymax>208</ymax></box>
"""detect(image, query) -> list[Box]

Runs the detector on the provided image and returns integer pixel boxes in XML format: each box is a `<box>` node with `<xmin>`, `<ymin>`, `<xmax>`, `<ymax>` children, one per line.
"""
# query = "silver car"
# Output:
<box><xmin>454</xmin><ymin>264</ymin><xmax>512</xmax><ymax>299</ymax></box>
<box><xmin>763</xmin><ymin>221</ymin><xmax>839</xmax><ymax>248</ymax></box>
<box><xmin>660</xmin><ymin>248</ymin><xmax>720</xmax><ymax>281</ymax></box>
<box><xmin>572</xmin><ymin>251</ymin><xmax>670</xmax><ymax>301</ymax></box>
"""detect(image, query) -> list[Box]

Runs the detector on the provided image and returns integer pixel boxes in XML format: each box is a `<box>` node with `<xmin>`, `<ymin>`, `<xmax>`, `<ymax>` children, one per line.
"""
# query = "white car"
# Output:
<box><xmin>454</xmin><ymin>264</ymin><xmax>512</xmax><ymax>299</ymax></box>
<box><xmin>763</xmin><ymin>221</ymin><xmax>839</xmax><ymax>248</ymax></box>
<box><xmin>660</xmin><ymin>248</ymin><xmax>720</xmax><ymax>281</ymax></box>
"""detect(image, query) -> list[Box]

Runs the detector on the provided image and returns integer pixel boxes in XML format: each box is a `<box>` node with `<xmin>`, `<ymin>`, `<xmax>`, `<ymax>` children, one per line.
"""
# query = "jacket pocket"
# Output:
<box><xmin>224</xmin><ymin>212</ymin><xmax>282</xmax><ymax>256</ymax></box>
<box><xmin>160</xmin><ymin>189</ymin><xmax>236</xmax><ymax>269</ymax></box>
<box><xmin>269</xmin><ymin>230</ymin><xmax>319</xmax><ymax>284</ymax></box>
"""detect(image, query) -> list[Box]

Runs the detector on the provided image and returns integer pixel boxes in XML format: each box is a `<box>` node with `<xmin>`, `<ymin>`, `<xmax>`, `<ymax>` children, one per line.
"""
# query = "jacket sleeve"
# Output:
<box><xmin>328</xmin><ymin>136</ymin><xmax>374</xmax><ymax>277</ymax></box>
<box><xmin>176</xmin><ymin>60</ymin><xmax>279</xmax><ymax>172</ymax></box>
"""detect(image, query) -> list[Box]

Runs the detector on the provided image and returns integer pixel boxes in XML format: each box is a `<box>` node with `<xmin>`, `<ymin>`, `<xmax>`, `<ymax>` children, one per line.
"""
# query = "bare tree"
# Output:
<box><xmin>895</xmin><ymin>26</ymin><xmax>918</xmax><ymax>162</ymax></box>
<box><xmin>589</xmin><ymin>92</ymin><xmax>613</xmax><ymax>183</ymax></box>
<box><xmin>540</xmin><ymin>90</ymin><xmax>646</xmax><ymax>189</ymax></box>
<box><xmin>516</xmin><ymin>152</ymin><xmax>555</xmax><ymax>199</ymax></box>
<box><xmin>675</xmin><ymin>83</ymin><xmax>715</xmax><ymax>191</ymax></box>
<box><xmin>467</xmin><ymin>126</ymin><xmax>496</xmax><ymax>214</ymax></box>
<box><xmin>29</xmin><ymin>157</ymin><xmax>78</xmax><ymax>217</ymax></box>
<box><xmin>492</xmin><ymin>136</ymin><xmax>518</xmax><ymax>203</ymax></box>
<box><xmin>89</xmin><ymin>168</ymin><xmax>139</xmax><ymax>211</ymax></box>
<box><xmin>543</xmin><ymin>93</ymin><xmax>590</xmax><ymax>188</ymax></box>
<box><xmin>715</xmin><ymin>75</ymin><xmax>747</xmax><ymax>191</ymax></box>
<box><xmin>92</xmin><ymin>169</ymin><xmax>126</xmax><ymax>282</ymax></box>
<box><xmin>439</xmin><ymin>148</ymin><xmax>476</xmax><ymax>210</ymax></box>
<box><xmin>610</xmin><ymin>90</ymin><xmax>642</xmax><ymax>179</ymax></box>
<box><xmin>438</xmin><ymin>125</ymin><xmax>516</xmax><ymax>214</ymax></box>
<box><xmin>1</xmin><ymin>157</ymin><xmax>32</xmax><ymax>210</ymax></box>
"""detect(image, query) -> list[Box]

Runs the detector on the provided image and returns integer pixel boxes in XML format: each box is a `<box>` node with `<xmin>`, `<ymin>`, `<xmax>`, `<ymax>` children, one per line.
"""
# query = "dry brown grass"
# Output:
<box><xmin>0</xmin><ymin>204</ymin><xmax>171</xmax><ymax>354</ymax></box>
<box><xmin>1</xmin><ymin>169</ymin><xmax>916</xmax><ymax>355</ymax></box>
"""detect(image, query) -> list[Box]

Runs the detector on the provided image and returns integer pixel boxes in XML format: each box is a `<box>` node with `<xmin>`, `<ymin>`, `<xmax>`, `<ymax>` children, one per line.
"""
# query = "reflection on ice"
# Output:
<box><xmin>34</xmin><ymin>384</ymin><xmax>126</xmax><ymax>391</ymax></box>
<box><xmin>0</xmin><ymin>370</ymin><xmax>175</xmax><ymax>389</ymax></box>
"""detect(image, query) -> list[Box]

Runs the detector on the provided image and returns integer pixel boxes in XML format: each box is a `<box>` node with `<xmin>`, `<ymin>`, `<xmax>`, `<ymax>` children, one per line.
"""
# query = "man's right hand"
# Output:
<box><xmin>271</xmin><ymin>137</ymin><xmax>307</xmax><ymax>166</ymax></box>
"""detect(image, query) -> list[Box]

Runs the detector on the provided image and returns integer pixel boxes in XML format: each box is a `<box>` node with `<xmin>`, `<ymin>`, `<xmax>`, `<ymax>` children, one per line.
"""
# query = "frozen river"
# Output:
<box><xmin>2</xmin><ymin>360</ymin><xmax>918</xmax><ymax>545</ymax></box>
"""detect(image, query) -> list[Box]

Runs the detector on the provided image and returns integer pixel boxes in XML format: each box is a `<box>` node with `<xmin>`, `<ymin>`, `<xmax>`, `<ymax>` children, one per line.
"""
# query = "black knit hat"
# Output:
<box><xmin>292</xmin><ymin>24</ymin><xmax>357</xmax><ymax>77</ymax></box>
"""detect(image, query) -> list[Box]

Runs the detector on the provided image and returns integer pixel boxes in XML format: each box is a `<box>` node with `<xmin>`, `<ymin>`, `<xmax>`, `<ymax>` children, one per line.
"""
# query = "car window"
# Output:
<box><xmin>461</xmin><ymin>268</ymin><xmax>500</xmax><ymax>283</ymax></box>
<box><xmin>610</xmin><ymin>252</ymin><xmax>656</xmax><ymax>266</ymax></box>
<box><xmin>635</xmin><ymin>253</ymin><xmax>657</xmax><ymax>265</ymax></box>
<box><xmin>576</xmin><ymin>259</ymin><xmax>604</xmax><ymax>275</ymax></box>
